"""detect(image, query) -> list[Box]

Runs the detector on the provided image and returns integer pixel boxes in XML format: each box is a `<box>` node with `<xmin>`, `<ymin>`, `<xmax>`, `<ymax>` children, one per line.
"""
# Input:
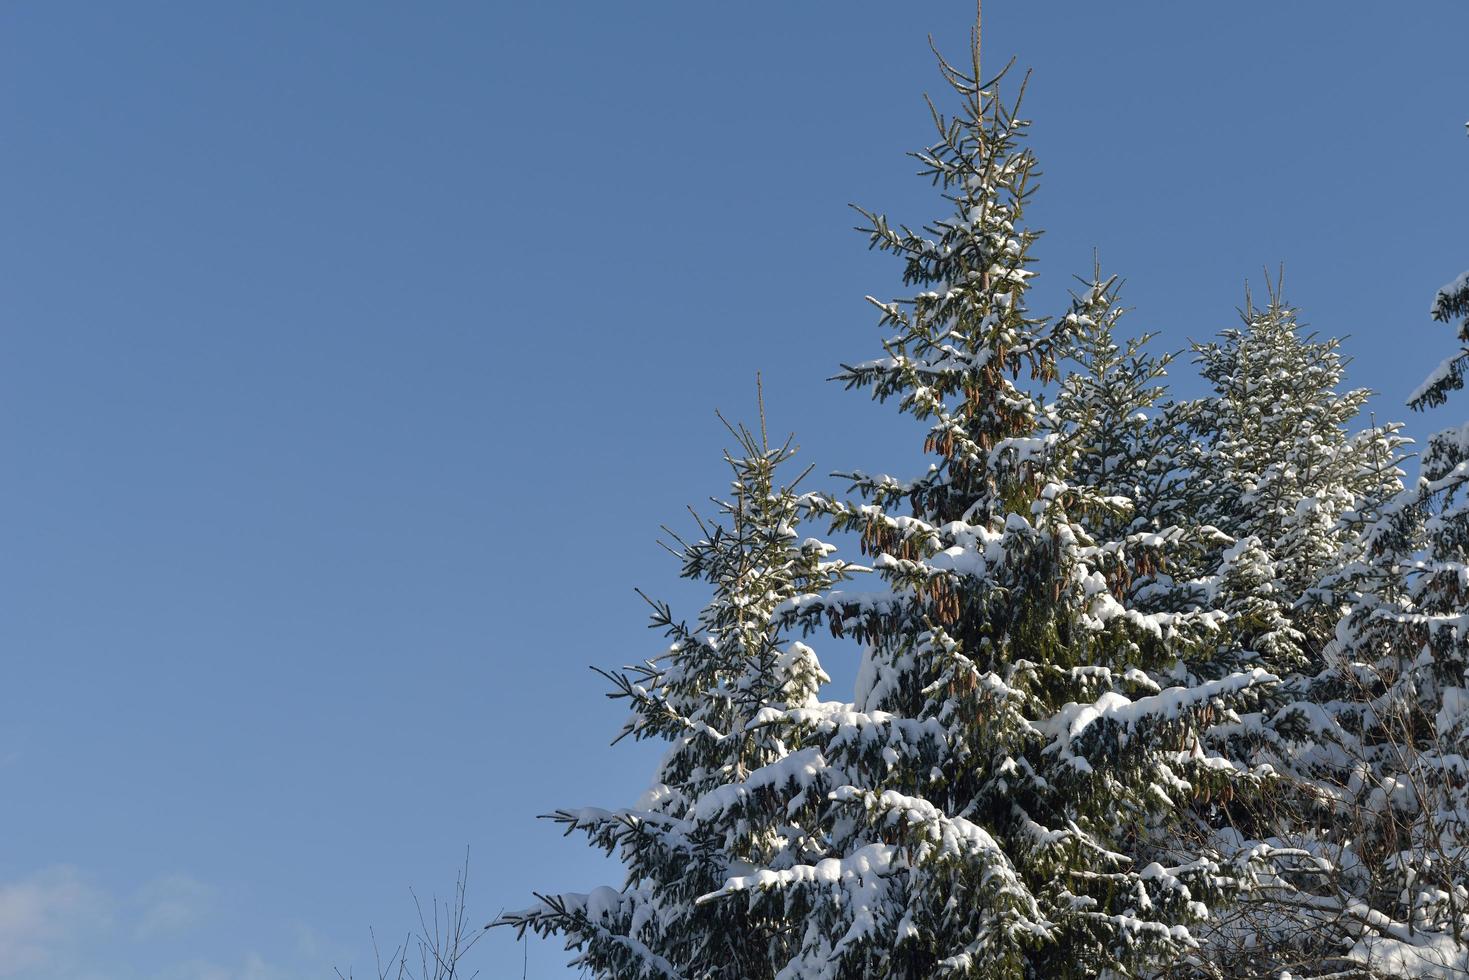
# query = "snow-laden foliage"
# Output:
<box><xmin>1188</xmin><ymin>293</ymin><xmax>1405</xmax><ymax>656</ymax></box>
<box><xmin>1285</xmin><ymin>309</ymin><xmax>1469</xmax><ymax>975</ymax></box>
<box><xmin>1048</xmin><ymin>274</ymin><xmax>1195</xmax><ymax>542</ymax></box>
<box><xmin>1100</xmin><ymin>289</ymin><xmax>1422</xmax><ymax>978</ymax></box>
<box><xmin>747</xmin><ymin>50</ymin><xmax>1274</xmax><ymax>977</ymax></box>
<box><xmin>1410</xmin><ymin>266</ymin><xmax>1469</xmax><ymax>411</ymax></box>
<box><xmin>1177</xmin><ymin>150</ymin><xmax>1469</xmax><ymax>975</ymax></box>
<box><xmin>1287</xmin><ymin>237</ymin><xmax>1469</xmax><ymax>972</ymax></box>
<box><xmin>1044</xmin><ymin>276</ymin><xmax>1244</xmax><ymax>639</ymax></box>
<box><xmin>495</xmin><ymin>423</ymin><xmax>855</xmax><ymax>979</ymax></box>
<box><xmin>496</xmin><ymin>29</ymin><xmax>1468</xmax><ymax>980</ymax></box>
<box><xmin>1036</xmin><ymin>276</ymin><xmax>1402</xmax><ymax>978</ymax></box>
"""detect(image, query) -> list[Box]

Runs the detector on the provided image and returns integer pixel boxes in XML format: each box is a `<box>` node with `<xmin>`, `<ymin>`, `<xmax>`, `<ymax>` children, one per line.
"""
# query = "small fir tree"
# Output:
<box><xmin>495</xmin><ymin>417</ymin><xmax>852</xmax><ymax>979</ymax></box>
<box><xmin>1045</xmin><ymin>271</ymin><xmax>1230</xmax><ymax>620</ymax></box>
<box><xmin>1049</xmin><ymin>271</ymin><xmax>1184</xmax><ymax>540</ymax></box>
<box><xmin>1188</xmin><ymin>288</ymin><xmax>1403</xmax><ymax>659</ymax></box>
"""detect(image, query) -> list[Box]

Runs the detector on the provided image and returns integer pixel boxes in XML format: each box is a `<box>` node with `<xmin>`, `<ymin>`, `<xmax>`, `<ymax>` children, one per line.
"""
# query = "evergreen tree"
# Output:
<box><xmin>495</xmin><ymin>418</ymin><xmax>852</xmax><ymax>979</ymax></box>
<box><xmin>1188</xmin><ymin>142</ymin><xmax>1468</xmax><ymax>972</ymax></box>
<box><xmin>1040</xmin><ymin>275</ymin><xmax>1352</xmax><ymax>979</ymax></box>
<box><xmin>1303</xmin><ymin>178</ymin><xmax>1469</xmax><ymax>970</ymax></box>
<box><xmin>1045</xmin><ymin>272</ymin><xmax>1228</xmax><ymax>619</ymax></box>
<box><xmin>710</xmin><ymin>43</ymin><xmax>1274</xmax><ymax>978</ymax></box>
<box><xmin>1188</xmin><ymin>289</ymin><xmax>1403</xmax><ymax>662</ymax></box>
<box><xmin>1158</xmin><ymin>292</ymin><xmax>1416</xmax><ymax>977</ymax></box>
<box><xmin>1269</xmin><ymin>259</ymin><xmax>1469</xmax><ymax>975</ymax></box>
<box><xmin>1049</xmin><ymin>273</ymin><xmax>1178</xmax><ymax>536</ymax></box>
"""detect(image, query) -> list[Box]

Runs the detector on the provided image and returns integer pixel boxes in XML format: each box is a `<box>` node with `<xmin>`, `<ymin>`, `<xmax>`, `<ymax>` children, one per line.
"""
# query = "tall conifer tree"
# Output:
<box><xmin>1309</xmin><ymin>156</ymin><xmax>1469</xmax><ymax>970</ymax></box>
<box><xmin>735</xmin><ymin>34</ymin><xmax>1274</xmax><ymax>978</ymax></box>
<box><xmin>504</xmin><ymin>18</ymin><xmax>1281</xmax><ymax>980</ymax></box>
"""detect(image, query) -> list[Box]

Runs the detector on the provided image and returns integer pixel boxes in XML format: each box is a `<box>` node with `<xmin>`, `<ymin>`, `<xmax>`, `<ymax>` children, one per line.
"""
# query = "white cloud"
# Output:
<box><xmin>0</xmin><ymin>867</ymin><xmax>305</xmax><ymax>980</ymax></box>
<box><xmin>0</xmin><ymin>866</ymin><xmax>110</xmax><ymax>977</ymax></box>
<box><xmin>134</xmin><ymin>873</ymin><xmax>213</xmax><ymax>939</ymax></box>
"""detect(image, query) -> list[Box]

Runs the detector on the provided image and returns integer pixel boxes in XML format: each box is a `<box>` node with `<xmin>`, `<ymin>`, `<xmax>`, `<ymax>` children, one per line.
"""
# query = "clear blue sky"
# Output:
<box><xmin>2</xmin><ymin>3</ymin><xmax>1464</xmax><ymax>978</ymax></box>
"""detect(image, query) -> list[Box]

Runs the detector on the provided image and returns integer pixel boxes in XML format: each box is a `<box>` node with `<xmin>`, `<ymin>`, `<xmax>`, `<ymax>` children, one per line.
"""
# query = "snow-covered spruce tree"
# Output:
<box><xmin>697</xmin><ymin>47</ymin><xmax>1276</xmax><ymax>979</ymax></box>
<box><xmin>1350</xmin><ymin>255</ymin><xmax>1469</xmax><ymax>973</ymax></box>
<box><xmin>1049</xmin><ymin>272</ymin><xmax>1185</xmax><ymax>541</ymax></box>
<box><xmin>1045</xmin><ymin>272</ymin><xmax>1230</xmax><ymax>618</ymax></box>
<box><xmin>1180</xmin><ymin>207</ymin><xmax>1469</xmax><ymax>974</ymax></box>
<box><xmin>1293</xmin><ymin>217</ymin><xmax>1469</xmax><ymax>975</ymax></box>
<box><xmin>494</xmin><ymin>419</ymin><xmax>853</xmax><ymax>979</ymax></box>
<box><xmin>1154</xmin><ymin>291</ymin><xmax>1417</xmax><ymax>977</ymax></box>
<box><xmin>1257</xmin><ymin>260</ymin><xmax>1469</xmax><ymax>977</ymax></box>
<box><xmin>1040</xmin><ymin>271</ymin><xmax>1343</xmax><ymax>979</ymax></box>
<box><xmin>1188</xmin><ymin>290</ymin><xmax>1404</xmax><ymax>664</ymax></box>
<box><xmin>1044</xmin><ymin>277</ymin><xmax>1335</xmax><ymax>685</ymax></box>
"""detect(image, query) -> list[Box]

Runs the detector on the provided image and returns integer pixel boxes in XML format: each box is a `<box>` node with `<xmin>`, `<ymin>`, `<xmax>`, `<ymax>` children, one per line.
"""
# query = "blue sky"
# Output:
<box><xmin>2</xmin><ymin>3</ymin><xmax>1465</xmax><ymax>978</ymax></box>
